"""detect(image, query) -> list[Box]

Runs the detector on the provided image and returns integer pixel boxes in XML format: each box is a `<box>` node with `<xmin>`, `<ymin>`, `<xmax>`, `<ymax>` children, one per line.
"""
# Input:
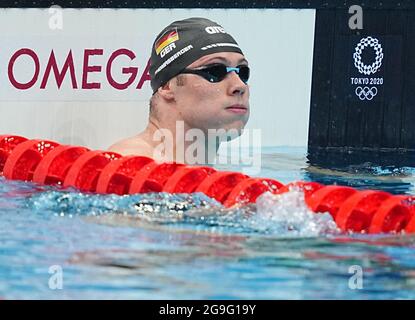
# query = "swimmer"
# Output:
<box><xmin>108</xmin><ymin>17</ymin><xmax>250</xmax><ymax>164</ymax></box>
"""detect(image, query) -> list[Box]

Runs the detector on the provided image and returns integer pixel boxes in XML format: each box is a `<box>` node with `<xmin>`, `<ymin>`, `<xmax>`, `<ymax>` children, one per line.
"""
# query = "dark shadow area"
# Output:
<box><xmin>304</xmin><ymin>148</ymin><xmax>415</xmax><ymax>194</ymax></box>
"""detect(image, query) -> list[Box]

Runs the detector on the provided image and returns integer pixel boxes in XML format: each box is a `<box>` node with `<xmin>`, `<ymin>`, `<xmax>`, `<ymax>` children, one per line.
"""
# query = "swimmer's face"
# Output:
<box><xmin>169</xmin><ymin>51</ymin><xmax>250</xmax><ymax>136</ymax></box>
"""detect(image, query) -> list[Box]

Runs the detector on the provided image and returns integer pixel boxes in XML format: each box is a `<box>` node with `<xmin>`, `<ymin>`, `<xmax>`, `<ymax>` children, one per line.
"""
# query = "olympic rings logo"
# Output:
<box><xmin>353</xmin><ymin>36</ymin><xmax>383</xmax><ymax>75</ymax></box>
<box><xmin>355</xmin><ymin>86</ymin><xmax>378</xmax><ymax>100</ymax></box>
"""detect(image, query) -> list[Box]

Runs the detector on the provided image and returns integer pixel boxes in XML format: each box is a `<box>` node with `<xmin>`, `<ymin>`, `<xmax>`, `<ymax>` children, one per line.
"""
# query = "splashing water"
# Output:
<box><xmin>26</xmin><ymin>185</ymin><xmax>340</xmax><ymax>238</ymax></box>
<box><xmin>27</xmin><ymin>189</ymin><xmax>221</xmax><ymax>218</ymax></box>
<box><xmin>251</xmin><ymin>190</ymin><xmax>340</xmax><ymax>236</ymax></box>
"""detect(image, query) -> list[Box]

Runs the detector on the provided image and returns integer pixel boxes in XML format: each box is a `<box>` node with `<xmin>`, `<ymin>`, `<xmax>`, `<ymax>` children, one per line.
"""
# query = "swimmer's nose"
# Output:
<box><xmin>227</xmin><ymin>71</ymin><xmax>248</xmax><ymax>96</ymax></box>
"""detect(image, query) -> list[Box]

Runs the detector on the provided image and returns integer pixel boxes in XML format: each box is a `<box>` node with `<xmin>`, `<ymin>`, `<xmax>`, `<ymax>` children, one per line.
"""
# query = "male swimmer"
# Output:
<box><xmin>108</xmin><ymin>17</ymin><xmax>250</xmax><ymax>164</ymax></box>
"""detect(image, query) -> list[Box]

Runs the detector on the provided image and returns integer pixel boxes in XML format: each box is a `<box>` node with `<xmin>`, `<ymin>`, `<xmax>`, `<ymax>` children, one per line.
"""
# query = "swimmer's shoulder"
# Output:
<box><xmin>108</xmin><ymin>136</ymin><xmax>154</xmax><ymax>158</ymax></box>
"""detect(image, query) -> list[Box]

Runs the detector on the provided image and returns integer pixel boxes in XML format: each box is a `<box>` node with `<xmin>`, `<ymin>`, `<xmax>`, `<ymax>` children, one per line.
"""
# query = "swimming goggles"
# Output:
<box><xmin>181</xmin><ymin>64</ymin><xmax>250</xmax><ymax>84</ymax></box>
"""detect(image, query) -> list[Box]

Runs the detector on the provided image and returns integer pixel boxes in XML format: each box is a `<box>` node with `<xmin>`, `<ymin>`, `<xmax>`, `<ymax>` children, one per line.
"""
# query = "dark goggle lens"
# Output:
<box><xmin>185</xmin><ymin>64</ymin><xmax>250</xmax><ymax>83</ymax></box>
<box><xmin>236</xmin><ymin>65</ymin><xmax>250</xmax><ymax>83</ymax></box>
<box><xmin>203</xmin><ymin>65</ymin><xmax>228</xmax><ymax>82</ymax></box>
<box><xmin>203</xmin><ymin>64</ymin><xmax>250</xmax><ymax>83</ymax></box>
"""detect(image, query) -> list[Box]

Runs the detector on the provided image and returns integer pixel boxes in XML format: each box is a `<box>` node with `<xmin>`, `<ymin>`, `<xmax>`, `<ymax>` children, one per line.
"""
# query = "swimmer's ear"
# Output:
<box><xmin>157</xmin><ymin>80</ymin><xmax>175</xmax><ymax>101</ymax></box>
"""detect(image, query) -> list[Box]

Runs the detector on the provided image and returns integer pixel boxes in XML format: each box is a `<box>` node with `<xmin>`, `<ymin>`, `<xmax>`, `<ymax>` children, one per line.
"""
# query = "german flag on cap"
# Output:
<box><xmin>155</xmin><ymin>28</ymin><xmax>179</xmax><ymax>55</ymax></box>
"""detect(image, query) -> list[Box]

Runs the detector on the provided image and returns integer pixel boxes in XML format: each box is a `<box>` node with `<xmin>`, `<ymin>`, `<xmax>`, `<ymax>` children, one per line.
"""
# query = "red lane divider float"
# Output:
<box><xmin>276</xmin><ymin>181</ymin><xmax>324</xmax><ymax>198</ymax></box>
<box><xmin>0</xmin><ymin>134</ymin><xmax>414</xmax><ymax>234</ymax></box>
<box><xmin>195</xmin><ymin>171</ymin><xmax>248</xmax><ymax>204</ymax></box>
<box><xmin>405</xmin><ymin>197</ymin><xmax>415</xmax><ymax>233</ymax></box>
<box><xmin>0</xmin><ymin>135</ymin><xmax>28</xmax><ymax>173</ymax></box>
<box><xmin>63</xmin><ymin>150</ymin><xmax>121</xmax><ymax>192</ymax></box>
<box><xmin>3</xmin><ymin>139</ymin><xmax>60</xmax><ymax>181</ymax></box>
<box><xmin>335</xmin><ymin>190</ymin><xmax>391</xmax><ymax>233</ymax></box>
<box><xmin>162</xmin><ymin>166</ymin><xmax>216</xmax><ymax>193</ymax></box>
<box><xmin>129</xmin><ymin>161</ymin><xmax>185</xmax><ymax>193</ymax></box>
<box><xmin>96</xmin><ymin>156</ymin><xmax>154</xmax><ymax>195</ymax></box>
<box><xmin>369</xmin><ymin>195</ymin><xmax>413</xmax><ymax>234</ymax></box>
<box><xmin>224</xmin><ymin>177</ymin><xmax>284</xmax><ymax>207</ymax></box>
<box><xmin>307</xmin><ymin>186</ymin><xmax>357</xmax><ymax>219</ymax></box>
<box><xmin>395</xmin><ymin>196</ymin><xmax>415</xmax><ymax>234</ymax></box>
<box><xmin>33</xmin><ymin>145</ymin><xmax>90</xmax><ymax>185</ymax></box>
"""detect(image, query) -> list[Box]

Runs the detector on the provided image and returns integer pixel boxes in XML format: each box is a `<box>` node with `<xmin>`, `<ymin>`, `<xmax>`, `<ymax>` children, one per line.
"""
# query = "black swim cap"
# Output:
<box><xmin>149</xmin><ymin>17</ymin><xmax>243</xmax><ymax>93</ymax></box>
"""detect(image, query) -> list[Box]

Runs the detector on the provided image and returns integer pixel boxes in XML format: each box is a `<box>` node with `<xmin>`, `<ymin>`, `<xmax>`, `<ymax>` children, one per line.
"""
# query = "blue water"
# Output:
<box><xmin>1</xmin><ymin>147</ymin><xmax>415</xmax><ymax>299</ymax></box>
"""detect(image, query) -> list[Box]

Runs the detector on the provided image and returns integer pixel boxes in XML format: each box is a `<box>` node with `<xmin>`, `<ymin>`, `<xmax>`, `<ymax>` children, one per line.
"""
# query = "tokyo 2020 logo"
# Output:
<box><xmin>351</xmin><ymin>36</ymin><xmax>384</xmax><ymax>101</ymax></box>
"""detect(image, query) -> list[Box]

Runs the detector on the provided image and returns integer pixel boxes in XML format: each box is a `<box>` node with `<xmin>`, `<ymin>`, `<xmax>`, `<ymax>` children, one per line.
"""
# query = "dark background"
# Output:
<box><xmin>1</xmin><ymin>0</ymin><xmax>415</xmax><ymax>9</ymax></box>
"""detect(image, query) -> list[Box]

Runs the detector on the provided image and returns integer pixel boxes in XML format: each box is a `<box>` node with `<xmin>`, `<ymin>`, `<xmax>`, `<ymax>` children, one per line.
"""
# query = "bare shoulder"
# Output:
<box><xmin>107</xmin><ymin>136</ymin><xmax>154</xmax><ymax>158</ymax></box>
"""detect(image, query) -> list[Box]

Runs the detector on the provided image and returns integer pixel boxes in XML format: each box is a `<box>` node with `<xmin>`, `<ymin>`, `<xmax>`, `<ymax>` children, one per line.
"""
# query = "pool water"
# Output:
<box><xmin>1</xmin><ymin>147</ymin><xmax>415</xmax><ymax>299</ymax></box>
